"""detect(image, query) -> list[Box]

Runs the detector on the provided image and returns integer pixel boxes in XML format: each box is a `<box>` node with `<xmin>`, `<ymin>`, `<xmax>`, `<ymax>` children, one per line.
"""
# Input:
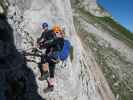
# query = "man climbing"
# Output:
<box><xmin>42</xmin><ymin>25</ymin><xmax>65</xmax><ymax>91</ymax></box>
<box><xmin>42</xmin><ymin>24</ymin><xmax>72</xmax><ymax>91</ymax></box>
<box><xmin>37</xmin><ymin>22</ymin><xmax>56</xmax><ymax>81</ymax></box>
<box><xmin>37</xmin><ymin>23</ymin><xmax>72</xmax><ymax>91</ymax></box>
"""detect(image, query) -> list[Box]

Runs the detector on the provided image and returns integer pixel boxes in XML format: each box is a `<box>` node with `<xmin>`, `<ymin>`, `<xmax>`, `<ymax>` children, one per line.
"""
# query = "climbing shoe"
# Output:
<box><xmin>47</xmin><ymin>78</ymin><xmax>54</xmax><ymax>91</ymax></box>
<box><xmin>43</xmin><ymin>85</ymin><xmax>54</xmax><ymax>93</ymax></box>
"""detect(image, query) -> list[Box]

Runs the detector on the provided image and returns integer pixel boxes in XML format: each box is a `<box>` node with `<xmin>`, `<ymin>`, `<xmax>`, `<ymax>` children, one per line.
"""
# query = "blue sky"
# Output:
<box><xmin>98</xmin><ymin>0</ymin><xmax>133</xmax><ymax>32</ymax></box>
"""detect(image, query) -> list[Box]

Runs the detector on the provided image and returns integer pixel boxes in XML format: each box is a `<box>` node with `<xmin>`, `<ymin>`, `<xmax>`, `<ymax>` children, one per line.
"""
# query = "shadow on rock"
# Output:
<box><xmin>0</xmin><ymin>14</ymin><xmax>45</xmax><ymax>100</ymax></box>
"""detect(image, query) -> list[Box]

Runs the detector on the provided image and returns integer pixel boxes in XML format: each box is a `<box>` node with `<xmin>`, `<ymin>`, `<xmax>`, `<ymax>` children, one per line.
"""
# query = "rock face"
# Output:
<box><xmin>0</xmin><ymin>0</ymin><xmax>133</xmax><ymax>100</ymax></box>
<box><xmin>0</xmin><ymin>14</ymin><xmax>44</xmax><ymax>100</ymax></box>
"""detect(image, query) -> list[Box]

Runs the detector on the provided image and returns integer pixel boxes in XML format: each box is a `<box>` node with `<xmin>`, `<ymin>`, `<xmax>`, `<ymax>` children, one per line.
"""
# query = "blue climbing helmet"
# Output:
<box><xmin>42</xmin><ymin>22</ymin><xmax>48</xmax><ymax>29</ymax></box>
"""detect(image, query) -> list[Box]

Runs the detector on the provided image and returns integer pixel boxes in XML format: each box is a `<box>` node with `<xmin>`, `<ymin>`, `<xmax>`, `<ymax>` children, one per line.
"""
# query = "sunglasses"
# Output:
<box><xmin>55</xmin><ymin>31</ymin><xmax>61</xmax><ymax>33</ymax></box>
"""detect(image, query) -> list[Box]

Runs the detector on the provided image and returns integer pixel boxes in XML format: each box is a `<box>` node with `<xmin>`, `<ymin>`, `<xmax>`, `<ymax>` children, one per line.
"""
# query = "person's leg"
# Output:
<box><xmin>42</xmin><ymin>63</ymin><xmax>49</xmax><ymax>73</ymax></box>
<box><xmin>49</xmin><ymin>62</ymin><xmax>55</xmax><ymax>78</ymax></box>
<box><xmin>39</xmin><ymin>55</ymin><xmax>49</xmax><ymax>80</ymax></box>
<box><xmin>47</xmin><ymin>62</ymin><xmax>56</xmax><ymax>89</ymax></box>
<box><xmin>39</xmin><ymin>64</ymin><xmax>49</xmax><ymax>80</ymax></box>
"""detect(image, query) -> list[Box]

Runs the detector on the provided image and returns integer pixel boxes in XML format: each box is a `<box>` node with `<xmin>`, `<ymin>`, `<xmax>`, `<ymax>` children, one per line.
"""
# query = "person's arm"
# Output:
<box><xmin>44</xmin><ymin>38</ymin><xmax>55</xmax><ymax>46</ymax></box>
<box><xmin>45</xmin><ymin>38</ymin><xmax>64</xmax><ymax>51</ymax></box>
<box><xmin>37</xmin><ymin>32</ymin><xmax>45</xmax><ymax>43</ymax></box>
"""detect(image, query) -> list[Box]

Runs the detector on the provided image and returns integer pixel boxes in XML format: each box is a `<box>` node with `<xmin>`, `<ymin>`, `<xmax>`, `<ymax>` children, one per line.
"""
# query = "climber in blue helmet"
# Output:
<box><xmin>37</xmin><ymin>22</ymin><xmax>56</xmax><ymax>82</ymax></box>
<box><xmin>37</xmin><ymin>22</ymin><xmax>55</xmax><ymax>49</ymax></box>
<box><xmin>37</xmin><ymin>23</ymin><xmax>71</xmax><ymax>92</ymax></box>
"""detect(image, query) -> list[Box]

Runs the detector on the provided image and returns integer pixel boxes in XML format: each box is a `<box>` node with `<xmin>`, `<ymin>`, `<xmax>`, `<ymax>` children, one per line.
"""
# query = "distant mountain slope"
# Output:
<box><xmin>72</xmin><ymin>1</ymin><xmax>133</xmax><ymax>100</ymax></box>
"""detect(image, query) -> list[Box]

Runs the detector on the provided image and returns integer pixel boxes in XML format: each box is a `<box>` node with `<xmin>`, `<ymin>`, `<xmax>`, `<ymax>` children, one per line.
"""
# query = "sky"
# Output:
<box><xmin>98</xmin><ymin>0</ymin><xmax>133</xmax><ymax>32</ymax></box>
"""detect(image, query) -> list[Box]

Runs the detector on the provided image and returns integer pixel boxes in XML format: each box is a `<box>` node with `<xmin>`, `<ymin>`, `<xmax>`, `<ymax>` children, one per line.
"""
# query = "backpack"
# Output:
<box><xmin>47</xmin><ymin>39</ymin><xmax>71</xmax><ymax>62</ymax></box>
<box><xmin>55</xmin><ymin>39</ymin><xmax>71</xmax><ymax>61</ymax></box>
<box><xmin>59</xmin><ymin>39</ymin><xmax>71</xmax><ymax>61</ymax></box>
